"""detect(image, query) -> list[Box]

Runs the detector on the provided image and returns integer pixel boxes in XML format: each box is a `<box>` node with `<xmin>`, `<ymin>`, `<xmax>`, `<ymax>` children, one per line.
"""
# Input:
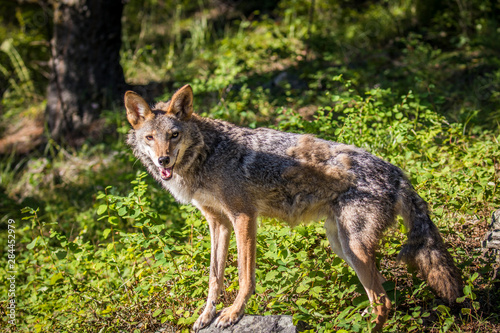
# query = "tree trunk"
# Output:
<box><xmin>46</xmin><ymin>0</ymin><xmax>126</xmax><ymax>145</ymax></box>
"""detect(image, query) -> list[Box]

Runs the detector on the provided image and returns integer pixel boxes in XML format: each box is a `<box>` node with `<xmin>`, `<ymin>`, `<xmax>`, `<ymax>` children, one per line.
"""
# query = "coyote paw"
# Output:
<box><xmin>213</xmin><ymin>305</ymin><xmax>244</xmax><ymax>328</ymax></box>
<box><xmin>192</xmin><ymin>302</ymin><xmax>216</xmax><ymax>332</ymax></box>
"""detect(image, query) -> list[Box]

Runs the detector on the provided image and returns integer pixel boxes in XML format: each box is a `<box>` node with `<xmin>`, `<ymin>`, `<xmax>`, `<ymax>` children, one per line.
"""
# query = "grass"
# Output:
<box><xmin>1</xmin><ymin>1</ymin><xmax>500</xmax><ymax>332</ymax></box>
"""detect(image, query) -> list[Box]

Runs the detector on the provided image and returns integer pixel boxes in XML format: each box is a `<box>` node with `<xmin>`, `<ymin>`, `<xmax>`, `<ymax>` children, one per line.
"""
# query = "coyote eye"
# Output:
<box><xmin>171</xmin><ymin>132</ymin><xmax>179</xmax><ymax>138</ymax></box>
<box><xmin>146</xmin><ymin>135</ymin><xmax>154</xmax><ymax>141</ymax></box>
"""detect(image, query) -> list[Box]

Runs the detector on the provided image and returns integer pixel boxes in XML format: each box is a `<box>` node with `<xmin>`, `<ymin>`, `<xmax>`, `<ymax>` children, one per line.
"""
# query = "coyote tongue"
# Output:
<box><xmin>160</xmin><ymin>167</ymin><xmax>173</xmax><ymax>180</ymax></box>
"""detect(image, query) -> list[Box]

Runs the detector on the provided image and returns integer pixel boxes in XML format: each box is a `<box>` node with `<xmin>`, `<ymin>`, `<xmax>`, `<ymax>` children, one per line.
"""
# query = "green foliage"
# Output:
<box><xmin>0</xmin><ymin>175</ymin><xmax>203</xmax><ymax>332</ymax></box>
<box><xmin>0</xmin><ymin>2</ymin><xmax>50</xmax><ymax>122</ymax></box>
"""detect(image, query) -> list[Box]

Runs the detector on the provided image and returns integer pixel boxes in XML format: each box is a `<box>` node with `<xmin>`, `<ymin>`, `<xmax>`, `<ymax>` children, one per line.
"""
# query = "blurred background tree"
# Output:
<box><xmin>45</xmin><ymin>0</ymin><xmax>126</xmax><ymax>145</ymax></box>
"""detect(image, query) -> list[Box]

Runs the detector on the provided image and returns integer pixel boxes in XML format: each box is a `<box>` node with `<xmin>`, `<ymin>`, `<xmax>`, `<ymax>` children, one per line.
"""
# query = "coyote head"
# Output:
<box><xmin>124</xmin><ymin>85</ymin><xmax>196</xmax><ymax>181</ymax></box>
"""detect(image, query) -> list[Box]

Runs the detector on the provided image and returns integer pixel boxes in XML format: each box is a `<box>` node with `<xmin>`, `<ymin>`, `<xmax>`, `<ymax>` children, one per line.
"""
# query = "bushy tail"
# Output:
<box><xmin>397</xmin><ymin>181</ymin><xmax>463</xmax><ymax>305</ymax></box>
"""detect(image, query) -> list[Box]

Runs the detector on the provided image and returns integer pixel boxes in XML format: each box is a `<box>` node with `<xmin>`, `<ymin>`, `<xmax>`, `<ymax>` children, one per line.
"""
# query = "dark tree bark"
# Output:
<box><xmin>46</xmin><ymin>0</ymin><xmax>126</xmax><ymax>144</ymax></box>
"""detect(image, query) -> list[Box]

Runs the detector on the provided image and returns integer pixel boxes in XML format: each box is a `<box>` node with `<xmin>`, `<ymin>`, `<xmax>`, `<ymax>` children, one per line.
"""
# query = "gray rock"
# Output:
<box><xmin>198</xmin><ymin>315</ymin><xmax>304</xmax><ymax>333</ymax></box>
<box><xmin>483</xmin><ymin>209</ymin><xmax>500</xmax><ymax>280</ymax></box>
<box><xmin>483</xmin><ymin>209</ymin><xmax>500</xmax><ymax>250</ymax></box>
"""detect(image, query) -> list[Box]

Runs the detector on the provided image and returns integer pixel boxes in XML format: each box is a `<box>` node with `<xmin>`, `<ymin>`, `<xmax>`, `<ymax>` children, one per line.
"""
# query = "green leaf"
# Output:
<box><xmin>26</xmin><ymin>236</ymin><xmax>39</xmax><ymax>250</ymax></box>
<box><xmin>149</xmin><ymin>285</ymin><xmax>163</xmax><ymax>293</ymax></box>
<box><xmin>55</xmin><ymin>250</ymin><xmax>67</xmax><ymax>260</ymax></box>
<box><xmin>97</xmin><ymin>205</ymin><xmax>108</xmax><ymax>215</ymax></box>
<box><xmin>461</xmin><ymin>308</ymin><xmax>471</xmax><ymax>315</ymax></box>
<box><xmin>463</xmin><ymin>284</ymin><xmax>472</xmax><ymax>296</ymax></box>
<box><xmin>435</xmin><ymin>304</ymin><xmax>450</xmax><ymax>314</ymax></box>
<box><xmin>153</xmin><ymin>309</ymin><xmax>162</xmax><ymax>317</ymax></box>
<box><xmin>49</xmin><ymin>272</ymin><xmax>63</xmax><ymax>285</ymax></box>
<box><xmin>296</xmin><ymin>283</ymin><xmax>308</xmax><ymax>294</ymax></box>
<box><xmin>103</xmin><ymin>228</ymin><xmax>112</xmax><ymax>239</ymax></box>
<box><xmin>118</xmin><ymin>206</ymin><xmax>128</xmax><ymax>216</ymax></box>
<box><xmin>309</xmin><ymin>286</ymin><xmax>323</xmax><ymax>297</ymax></box>
<box><xmin>265</xmin><ymin>270</ymin><xmax>278</xmax><ymax>282</ymax></box>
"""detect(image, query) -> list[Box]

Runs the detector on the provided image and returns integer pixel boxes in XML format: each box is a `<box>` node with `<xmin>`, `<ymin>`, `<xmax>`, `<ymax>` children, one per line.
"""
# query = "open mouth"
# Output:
<box><xmin>159</xmin><ymin>166</ymin><xmax>174</xmax><ymax>180</ymax></box>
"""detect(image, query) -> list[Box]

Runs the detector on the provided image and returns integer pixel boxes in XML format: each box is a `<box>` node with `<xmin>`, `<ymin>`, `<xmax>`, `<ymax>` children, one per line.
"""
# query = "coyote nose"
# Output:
<box><xmin>158</xmin><ymin>156</ymin><xmax>170</xmax><ymax>166</ymax></box>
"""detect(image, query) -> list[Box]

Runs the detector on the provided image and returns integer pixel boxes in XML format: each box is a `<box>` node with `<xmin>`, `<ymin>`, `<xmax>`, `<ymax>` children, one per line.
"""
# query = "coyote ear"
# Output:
<box><xmin>124</xmin><ymin>91</ymin><xmax>152</xmax><ymax>129</ymax></box>
<box><xmin>167</xmin><ymin>85</ymin><xmax>193</xmax><ymax>121</ymax></box>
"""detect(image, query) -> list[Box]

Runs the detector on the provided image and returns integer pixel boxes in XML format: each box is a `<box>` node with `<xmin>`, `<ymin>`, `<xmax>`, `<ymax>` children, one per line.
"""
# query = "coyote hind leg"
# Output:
<box><xmin>341</xmin><ymin>233</ymin><xmax>391</xmax><ymax>330</ymax></box>
<box><xmin>332</xmin><ymin>211</ymin><xmax>392</xmax><ymax>331</ymax></box>
<box><xmin>324</xmin><ymin>217</ymin><xmax>348</xmax><ymax>262</ymax></box>
<box><xmin>325</xmin><ymin>217</ymin><xmax>387</xmax><ymax>285</ymax></box>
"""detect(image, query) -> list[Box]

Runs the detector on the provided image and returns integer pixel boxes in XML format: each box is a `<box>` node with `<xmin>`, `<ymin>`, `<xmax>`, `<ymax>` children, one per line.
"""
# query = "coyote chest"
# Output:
<box><xmin>163</xmin><ymin>174</ymin><xmax>196</xmax><ymax>204</ymax></box>
<box><xmin>162</xmin><ymin>173</ymin><xmax>224</xmax><ymax>209</ymax></box>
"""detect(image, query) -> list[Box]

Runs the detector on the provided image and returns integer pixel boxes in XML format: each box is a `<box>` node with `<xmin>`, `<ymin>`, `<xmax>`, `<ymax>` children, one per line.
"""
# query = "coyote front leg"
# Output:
<box><xmin>193</xmin><ymin>208</ymin><xmax>231</xmax><ymax>332</ymax></box>
<box><xmin>213</xmin><ymin>211</ymin><xmax>257</xmax><ymax>328</ymax></box>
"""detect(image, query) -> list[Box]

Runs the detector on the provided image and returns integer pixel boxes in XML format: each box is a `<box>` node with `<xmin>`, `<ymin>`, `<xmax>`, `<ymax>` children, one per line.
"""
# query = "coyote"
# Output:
<box><xmin>124</xmin><ymin>85</ymin><xmax>462</xmax><ymax>331</ymax></box>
